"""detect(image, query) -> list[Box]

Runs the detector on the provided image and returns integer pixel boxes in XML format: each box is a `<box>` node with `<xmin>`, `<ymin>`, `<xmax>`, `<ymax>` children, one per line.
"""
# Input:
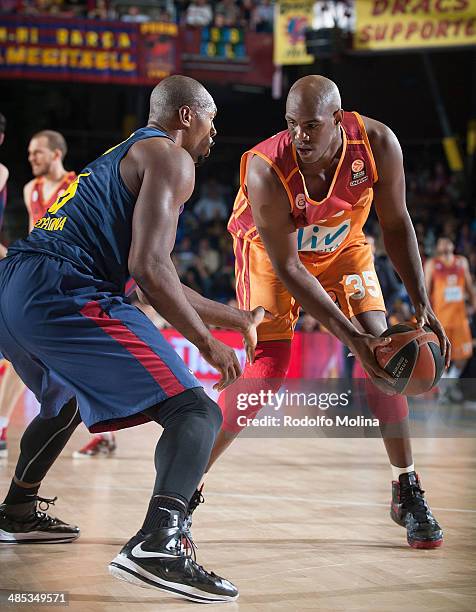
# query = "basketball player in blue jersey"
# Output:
<box><xmin>0</xmin><ymin>76</ymin><xmax>264</xmax><ymax>603</ymax></box>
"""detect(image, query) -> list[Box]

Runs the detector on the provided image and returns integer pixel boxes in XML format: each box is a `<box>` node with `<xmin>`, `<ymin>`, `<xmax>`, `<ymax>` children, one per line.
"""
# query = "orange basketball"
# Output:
<box><xmin>375</xmin><ymin>323</ymin><xmax>445</xmax><ymax>396</ymax></box>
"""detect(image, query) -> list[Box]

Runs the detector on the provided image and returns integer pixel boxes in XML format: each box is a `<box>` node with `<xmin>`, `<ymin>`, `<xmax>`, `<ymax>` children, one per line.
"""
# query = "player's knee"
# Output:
<box><xmin>364</xmin><ymin>377</ymin><xmax>409</xmax><ymax>423</ymax></box>
<box><xmin>219</xmin><ymin>341</ymin><xmax>291</xmax><ymax>433</ymax></box>
<box><xmin>154</xmin><ymin>387</ymin><xmax>222</xmax><ymax>435</ymax></box>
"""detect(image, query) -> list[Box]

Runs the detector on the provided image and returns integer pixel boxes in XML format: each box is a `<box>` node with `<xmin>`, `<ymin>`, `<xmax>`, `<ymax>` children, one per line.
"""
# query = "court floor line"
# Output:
<box><xmin>1</xmin><ymin>479</ymin><xmax>474</xmax><ymax>514</ymax></box>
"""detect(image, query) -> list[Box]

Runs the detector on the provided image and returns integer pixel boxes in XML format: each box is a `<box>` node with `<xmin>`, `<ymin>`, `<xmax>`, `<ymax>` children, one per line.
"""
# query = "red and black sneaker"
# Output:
<box><xmin>72</xmin><ymin>433</ymin><xmax>116</xmax><ymax>458</ymax></box>
<box><xmin>391</xmin><ymin>472</ymin><xmax>443</xmax><ymax>549</ymax></box>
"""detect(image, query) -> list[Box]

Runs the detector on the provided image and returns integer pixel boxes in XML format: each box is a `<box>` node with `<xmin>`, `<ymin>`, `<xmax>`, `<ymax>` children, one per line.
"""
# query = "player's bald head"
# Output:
<box><xmin>149</xmin><ymin>75</ymin><xmax>216</xmax><ymax>123</ymax></box>
<box><xmin>286</xmin><ymin>75</ymin><xmax>341</xmax><ymax>116</ymax></box>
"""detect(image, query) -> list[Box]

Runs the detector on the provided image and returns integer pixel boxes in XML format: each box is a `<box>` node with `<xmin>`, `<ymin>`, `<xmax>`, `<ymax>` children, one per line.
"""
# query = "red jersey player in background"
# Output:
<box><xmin>187</xmin><ymin>75</ymin><xmax>450</xmax><ymax>550</ymax></box>
<box><xmin>23</xmin><ymin>130</ymin><xmax>76</xmax><ymax>231</ymax></box>
<box><xmin>425</xmin><ymin>237</ymin><xmax>476</xmax><ymax>402</ymax></box>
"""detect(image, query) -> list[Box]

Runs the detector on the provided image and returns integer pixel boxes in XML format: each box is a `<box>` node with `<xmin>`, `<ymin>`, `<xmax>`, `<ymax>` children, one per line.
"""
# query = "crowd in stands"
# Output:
<box><xmin>1</xmin><ymin>0</ymin><xmax>275</xmax><ymax>30</ymax></box>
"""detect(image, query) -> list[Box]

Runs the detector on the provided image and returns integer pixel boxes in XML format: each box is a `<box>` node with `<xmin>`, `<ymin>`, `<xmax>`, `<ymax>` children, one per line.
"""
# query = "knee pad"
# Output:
<box><xmin>155</xmin><ymin>387</ymin><xmax>223</xmax><ymax>435</ymax></box>
<box><xmin>219</xmin><ymin>341</ymin><xmax>291</xmax><ymax>433</ymax></box>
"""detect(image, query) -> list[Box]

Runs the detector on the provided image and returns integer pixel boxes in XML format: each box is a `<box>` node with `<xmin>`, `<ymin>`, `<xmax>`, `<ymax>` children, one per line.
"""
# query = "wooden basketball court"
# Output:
<box><xmin>1</xmin><ymin>399</ymin><xmax>475</xmax><ymax>611</ymax></box>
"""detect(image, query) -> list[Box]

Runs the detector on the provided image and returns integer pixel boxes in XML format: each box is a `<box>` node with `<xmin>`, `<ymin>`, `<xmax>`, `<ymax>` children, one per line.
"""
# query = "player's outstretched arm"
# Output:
<box><xmin>247</xmin><ymin>154</ymin><xmax>394</xmax><ymax>386</ymax></box>
<box><xmin>127</xmin><ymin>139</ymin><xmax>241</xmax><ymax>390</ymax></box>
<box><xmin>368</xmin><ymin>118</ymin><xmax>450</xmax><ymax>367</ymax></box>
<box><xmin>138</xmin><ymin>282</ymin><xmax>268</xmax><ymax>364</ymax></box>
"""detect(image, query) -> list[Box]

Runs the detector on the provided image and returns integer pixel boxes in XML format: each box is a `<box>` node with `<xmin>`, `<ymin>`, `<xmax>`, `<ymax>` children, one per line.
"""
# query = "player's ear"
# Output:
<box><xmin>178</xmin><ymin>106</ymin><xmax>193</xmax><ymax>128</ymax></box>
<box><xmin>333</xmin><ymin>109</ymin><xmax>343</xmax><ymax>125</ymax></box>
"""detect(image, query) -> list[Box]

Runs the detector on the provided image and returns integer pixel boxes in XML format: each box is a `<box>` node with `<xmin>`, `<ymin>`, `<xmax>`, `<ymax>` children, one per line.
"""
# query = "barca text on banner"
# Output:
<box><xmin>274</xmin><ymin>0</ymin><xmax>314</xmax><ymax>65</ymax></box>
<box><xmin>355</xmin><ymin>0</ymin><xmax>476</xmax><ymax>51</ymax></box>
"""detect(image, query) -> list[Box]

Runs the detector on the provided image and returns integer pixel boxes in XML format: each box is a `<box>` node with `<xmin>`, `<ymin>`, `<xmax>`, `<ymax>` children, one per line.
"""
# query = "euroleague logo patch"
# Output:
<box><xmin>295</xmin><ymin>193</ymin><xmax>307</xmax><ymax>209</ymax></box>
<box><xmin>350</xmin><ymin>158</ymin><xmax>368</xmax><ymax>187</ymax></box>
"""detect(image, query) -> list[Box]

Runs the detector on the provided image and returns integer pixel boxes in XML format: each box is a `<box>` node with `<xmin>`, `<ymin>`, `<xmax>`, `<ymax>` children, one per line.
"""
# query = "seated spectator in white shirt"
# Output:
<box><xmin>185</xmin><ymin>0</ymin><xmax>213</xmax><ymax>27</ymax></box>
<box><xmin>121</xmin><ymin>5</ymin><xmax>150</xmax><ymax>22</ymax></box>
<box><xmin>194</xmin><ymin>179</ymin><xmax>229</xmax><ymax>222</ymax></box>
<box><xmin>254</xmin><ymin>0</ymin><xmax>274</xmax><ymax>32</ymax></box>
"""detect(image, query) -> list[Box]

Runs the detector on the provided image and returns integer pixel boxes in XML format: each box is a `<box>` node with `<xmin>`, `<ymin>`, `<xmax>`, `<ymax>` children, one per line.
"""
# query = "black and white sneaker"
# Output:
<box><xmin>182</xmin><ymin>485</ymin><xmax>205</xmax><ymax>550</ymax></box>
<box><xmin>109</xmin><ymin>510</ymin><xmax>238</xmax><ymax>604</ymax></box>
<box><xmin>0</xmin><ymin>496</ymin><xmax>80</xmax><ymax>544</ymax></box>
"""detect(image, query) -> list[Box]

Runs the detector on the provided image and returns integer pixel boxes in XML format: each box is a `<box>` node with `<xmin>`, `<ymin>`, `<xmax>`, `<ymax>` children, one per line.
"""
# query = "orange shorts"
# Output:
<box><xmin>441</xmin><ymin>321</ymin><xmax>473</xmax><ymax>361</ymax></box>
<box><xmin>234</xmin><ymin>238</ymin><xmax>386</xmax><ymax>341</ymax></box>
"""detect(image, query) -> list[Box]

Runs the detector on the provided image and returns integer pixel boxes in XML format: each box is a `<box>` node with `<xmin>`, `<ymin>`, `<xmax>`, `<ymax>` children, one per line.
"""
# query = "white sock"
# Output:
<box><xmin>0</xmin><ymin>416</ymin><xmax>9</xmax><ymax>430</ymax></box>
<box><xmin>447</xmin><ymin>364</ymin><xmax>462</xmax><ymax>379</ymax></box>
<box><xmin>102</xmin><ymin>432</ymin><xmax>114</xmax><ymax>441</ymax></box>
<box><xmin>391</xmin><ymin>464</ymin><xmax>415</xmax><ymax>481</ymax></box>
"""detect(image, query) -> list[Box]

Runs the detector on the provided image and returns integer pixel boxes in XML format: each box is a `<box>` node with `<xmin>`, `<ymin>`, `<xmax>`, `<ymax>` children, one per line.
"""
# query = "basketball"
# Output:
<box><xmin>375</xmin><ymin>323</ymin><xmax>445</xmax><ymax>396</ymax></box>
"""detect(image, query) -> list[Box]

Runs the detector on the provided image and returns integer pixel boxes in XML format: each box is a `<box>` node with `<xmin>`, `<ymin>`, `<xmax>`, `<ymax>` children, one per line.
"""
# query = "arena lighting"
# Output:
<box><xmin>305</xmin><ymin>0</ymin><xmax>354</xmax><ymax>57</ymax></box>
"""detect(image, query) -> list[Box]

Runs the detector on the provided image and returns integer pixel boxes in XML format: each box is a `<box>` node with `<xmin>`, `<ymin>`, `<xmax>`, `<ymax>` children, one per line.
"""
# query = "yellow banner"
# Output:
<box><xmin>355</xmin><ymin>0</ymin><xmax>476</xmax><ymax>50</ymax></box>
<box><xmin>274</xmin><ymin>0</ymin><xmax>314</xmax><ymax>65</ymax></box>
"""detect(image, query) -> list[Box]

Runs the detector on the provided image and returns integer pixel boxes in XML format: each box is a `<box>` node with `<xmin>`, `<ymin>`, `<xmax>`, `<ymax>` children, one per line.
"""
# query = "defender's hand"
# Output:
<box><xmin>199</xmin><ymin>337</ymin><xmax>242</xmax><ymax>392</ymax></box>
<box><xmin>240</xmin><ymin>306</ymin><xmax>274</xmax><ymax>364</ymax></box>
<box><xmin>414</xmin><ymin>303</ymin><xmax>451</xmax><ymax>369</ymax></box>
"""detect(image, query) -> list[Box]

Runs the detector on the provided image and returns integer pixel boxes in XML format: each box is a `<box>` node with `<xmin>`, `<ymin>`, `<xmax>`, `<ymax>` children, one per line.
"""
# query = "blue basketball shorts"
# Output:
<box><xmin>0</xmin><ymin>253</ymin><xmax>200</xmax><ymax>432</ymax></box>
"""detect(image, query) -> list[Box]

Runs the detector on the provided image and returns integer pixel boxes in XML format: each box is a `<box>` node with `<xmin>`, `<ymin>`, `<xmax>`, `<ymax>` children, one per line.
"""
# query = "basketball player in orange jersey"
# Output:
<box><xmin>425</xmin><ymin>237</ymin><xmax>476</xmax><ymax>399</ymax></box>
<box><xmin>186</xmin><ymin>75</ymin><xmax>451</xmax><ymax>550</ymax></box>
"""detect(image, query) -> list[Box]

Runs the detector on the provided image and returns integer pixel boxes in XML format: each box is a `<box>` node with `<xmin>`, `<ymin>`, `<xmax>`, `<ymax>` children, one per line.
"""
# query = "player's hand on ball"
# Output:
<box><xmin>200</xmin><ymin>337</ymin><xmax>242</xmax><ymax>391</ymax></box>
<box><xmin>241</xmin><ymin>306</ymin><xmax>274</xmax><ymax>364</ymax></box>
<box><xmin>349</xmin><ymin>333</ymin><xmax>397</xmax><ymax>395</ymax></box>
<box><xmin>414</xmin><ymin>303</ymin><xmax>451</xmax><ymax>369</ymax></box>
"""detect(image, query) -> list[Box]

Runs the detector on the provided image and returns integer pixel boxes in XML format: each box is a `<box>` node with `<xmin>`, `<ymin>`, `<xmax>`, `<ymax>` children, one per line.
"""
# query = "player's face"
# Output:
<box><xmin>28</xmin><ymin>137</ymin><xmax>56</xmax><ymax>176</ymax></box>
<box><xmin>191</xmin><ymin>109</ymin><xmax>217</xmax><ymax>166</ymax></box>
<box><xmin>285</xmin><ymin>101</ymin><xmax>341</xmax><ymax>165</ymax></box>
<box><xmin>436</xmin><ymin>238</ymin><xmax>454</xmax><ymax>257</ymax></box>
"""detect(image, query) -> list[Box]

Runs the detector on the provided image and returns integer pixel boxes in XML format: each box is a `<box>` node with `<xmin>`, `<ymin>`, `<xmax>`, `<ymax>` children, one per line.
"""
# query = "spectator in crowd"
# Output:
<box><xmin>88</xmin><ymin>0</ymin><xmax>116</xmax><ymax>20</ymax></box>
<box><xmin>240</xmin><ymin>0</ymin><xmax>255</xmax><ymax>28</ymax></box>
<box><xmin>367</xmin><ymin>234</ymin><xmax>402</xmax><ymax>314</ymax></box>
<box><xmin>185</xmin><ymin>0</ymin><xmax>213</xmax><ymax>27</ymax></box>
<box><xmin>121</xmin><ymin>5</ymin><xmax>150</xmax><ymax>22</ymax></box>
<box><xmin>254</xmin><ymin>0</ymin><xmax>274</xmax><ymax>32</ymax></box>
<box><xmin>194</xmin><ymin>178</ymin><xmax>229</xmax><ymax>222</ymax></box>
<box><xmin>198</xmin><ymin>237</ymin><xmax>221</xmax><ymax>276</ymax></box>
<box><xmin>175</xmin><ymin>235</ymin><xmax>198</xmax><ymax>269</ymax></box>
<box><xmin>215</xmin><ymin>0</ymin><xmax>240</xmax><ymax>26</ymax></box>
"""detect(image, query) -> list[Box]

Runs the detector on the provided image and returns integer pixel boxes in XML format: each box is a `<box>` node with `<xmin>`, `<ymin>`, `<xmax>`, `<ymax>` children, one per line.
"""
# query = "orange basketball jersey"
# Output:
<box><xmin>228</xmin><ymin>111</ymin><xmax>378</xmax><ymax>261</ymax></box>
<box><xmin>430</xmin><ymin>256</ymin><xmax>468</xmax><ymax>327</ymax></box>
<box><xmin>28</xmin><ymin>171</ymin><xmax>77</xmax><ymax>225</ymax></box>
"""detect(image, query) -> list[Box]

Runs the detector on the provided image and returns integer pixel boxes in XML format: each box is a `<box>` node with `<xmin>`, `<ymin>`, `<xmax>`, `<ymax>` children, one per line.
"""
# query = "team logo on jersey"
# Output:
<box><xmin>295</xmin><ymin>193</ymin><xmax>307</xmax><ymax>209</ymax></box>
<box><xmin>297</xmin><ymin>220</ymin><xmax>351</xmax><ymax>253</ymax></box>
<box><xmin>350</xmin><ymin>158</ymin><xmax>368</xmax><ymax>187</ymax></box>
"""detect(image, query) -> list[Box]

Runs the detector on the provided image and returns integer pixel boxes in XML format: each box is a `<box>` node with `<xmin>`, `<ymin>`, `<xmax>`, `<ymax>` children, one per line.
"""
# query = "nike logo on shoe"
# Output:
<box><xmin>130</xmin><ymin>542</ymin><xmax>179</xmax><ymax>559</ymax></box>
